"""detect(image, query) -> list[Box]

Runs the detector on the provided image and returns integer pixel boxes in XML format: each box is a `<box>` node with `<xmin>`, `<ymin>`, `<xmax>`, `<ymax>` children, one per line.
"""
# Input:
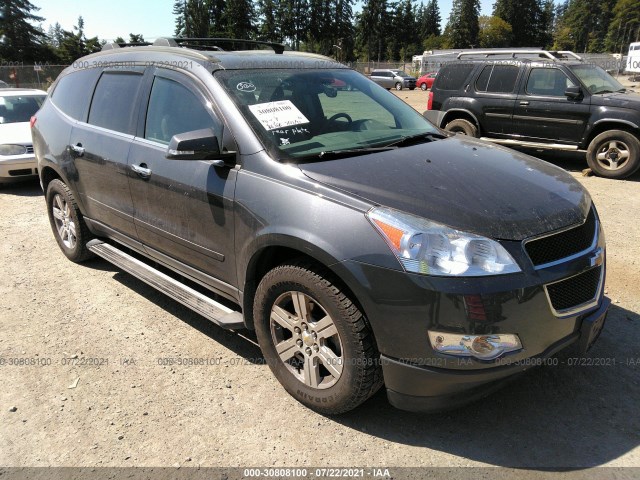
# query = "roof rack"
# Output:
<box><xmin>456</xmin><ymin>49</ymin><xmax>583</xmax><ymax>61</ymax></box>
<box><xmin>102</xmin><ymin>42</ymin><xmax>152</xmax><ymax>51</ymax></box>
<box><xmin>101</xmin><ymin>37</ymin><xmax>286</xmax><ymax>54</ymax></box>
<box><xmin>155</xmin><ymin>37</ymin><xmax>285</xmax><ymax>54</ymax></box>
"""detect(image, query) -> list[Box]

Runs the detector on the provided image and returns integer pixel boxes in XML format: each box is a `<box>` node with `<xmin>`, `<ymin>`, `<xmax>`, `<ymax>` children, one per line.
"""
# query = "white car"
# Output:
<box><xmin>0</xmin><ymin>88</ymin><xmax>47</xmax><ymax>184</ymax></box>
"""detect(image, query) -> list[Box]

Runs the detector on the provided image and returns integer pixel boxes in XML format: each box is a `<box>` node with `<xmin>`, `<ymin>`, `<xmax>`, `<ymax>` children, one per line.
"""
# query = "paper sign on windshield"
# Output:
<box><xmin>248</xmin><ymin>100</ymin><xmax>309</xmax><ymax>131</ymax></box>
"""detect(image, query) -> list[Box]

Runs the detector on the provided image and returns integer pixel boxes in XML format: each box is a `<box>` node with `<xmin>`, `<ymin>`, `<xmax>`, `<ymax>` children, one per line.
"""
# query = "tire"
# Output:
<box><xmin>444</xmin><ymin>118</ymin><xmax>478</xmax><ymax>137</ymax></box>
<box><xmin>254</xmin><ymin>262</ymin><xmax>383</xmax><ymax>414</ymax></box>
<box><xmin>46</xmin><ymin>179</ymin><xmax>94</xmax><ymax>263</ymax></box>
<box><xmin>395</xmin><ymin>82</ymin><xmax>402</xmax><ymax>91</ymax></box>
<box><xmin>586</xmin><ymin>130</ymin><xmax>640</xmax><ymax>179</ymax></box>
<box><xmin>420</xmin><ymin>83</ymin><xmax>427</xmax><ymax>91</ymax></box>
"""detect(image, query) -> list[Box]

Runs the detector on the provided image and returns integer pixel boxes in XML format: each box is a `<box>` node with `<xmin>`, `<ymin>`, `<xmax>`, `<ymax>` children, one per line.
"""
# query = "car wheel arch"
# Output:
<box><xmin>441</xmin><ymin>109</ymin><xmax>481</xmax><ymax>133</ymax></box>
<box><xmin>585</xmin><ymin>120</ymin><xmax>640</xmax><ymax>148</ymax></box>
<box><xmin>241</xmin><ymin>240</ymin><xmax>369</xmax><ymax>332</ymax></box>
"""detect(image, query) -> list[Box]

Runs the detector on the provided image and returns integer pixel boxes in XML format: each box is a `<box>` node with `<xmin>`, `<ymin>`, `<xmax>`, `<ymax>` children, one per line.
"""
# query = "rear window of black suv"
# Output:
<box><xmin>475</xmin><ymin>64</ymin><xmax>519</xmax><ymax>93</ymax></box>
<box><xmin>50</xmin><ymin>68</ymin><xmax>101</xmax><ymax>121</ymax></box>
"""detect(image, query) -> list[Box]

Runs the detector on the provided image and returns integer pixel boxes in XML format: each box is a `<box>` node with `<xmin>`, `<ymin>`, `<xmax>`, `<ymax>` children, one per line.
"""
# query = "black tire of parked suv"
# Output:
<box><xmin>586</xmin><ymin>130</ymin><xmax>640</xmax><ymax>179</ymax></box>
<box><xmin>420</xmin><ymin>83</ymin><xmax>427</xmax><ymax>91</ymax></box>
<box><xmin>46</xmin><ymin>179</ymin><xmax>94</xmax><ymax>263</ymax></box>
<box><xmin>395</xmin><ymin>82</ymin><xmax>402</xmax><ymax>91</ymax></box>
<box><xmin>253</xmin><ymin>262</ymin><xmax>383</xmax><ymax>414</ymax></box>
<box><xmin>444</xmin><ymin>118</ymin><xmax>478</xmax><ymax>137</ymax></box>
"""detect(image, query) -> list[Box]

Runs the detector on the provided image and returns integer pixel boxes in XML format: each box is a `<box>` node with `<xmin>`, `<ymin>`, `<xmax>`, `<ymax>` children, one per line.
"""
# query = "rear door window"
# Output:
<box><xmin>475</xmin><ymin>65</ymin><xmax>520</xmax><ymax>93</ymax></box>
<box><xmin>88</xmin><ymin>72</ymin><xmax>143</xmax><ymax>134</ymax></box>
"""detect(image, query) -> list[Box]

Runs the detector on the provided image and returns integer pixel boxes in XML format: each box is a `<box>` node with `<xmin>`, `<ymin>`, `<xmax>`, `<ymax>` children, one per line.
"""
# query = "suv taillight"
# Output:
<box><xmin>427</xmin><ymin>91</ymin><xmax>433</xmax><ymax>110</ymax></box>
<box><xmin>30</xmin><ymin>116</ymin><xmax>37</xmax><ymax>128</ymax></box>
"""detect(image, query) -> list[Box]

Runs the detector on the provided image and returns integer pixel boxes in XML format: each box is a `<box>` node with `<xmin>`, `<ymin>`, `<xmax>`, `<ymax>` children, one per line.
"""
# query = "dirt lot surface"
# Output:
<box><xmin>1</xmin><ymin>89</ymin><xmax>639</xmax><ymax>473</ymax></box>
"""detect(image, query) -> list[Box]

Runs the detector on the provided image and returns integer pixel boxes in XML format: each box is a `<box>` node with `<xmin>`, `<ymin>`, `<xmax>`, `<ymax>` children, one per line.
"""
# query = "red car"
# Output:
<box><xmin>416</xmin><ymin>72</ymin><xmax>437</xmax><ymax>91</ymax></box>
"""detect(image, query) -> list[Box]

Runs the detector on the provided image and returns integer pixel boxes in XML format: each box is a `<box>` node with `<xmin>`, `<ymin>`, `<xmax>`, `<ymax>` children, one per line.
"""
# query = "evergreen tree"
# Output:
<box><xmin>184</xmin><ymin>0</ymin><xmax>211</xmax><ymax>37</ymax></box>
<box><xmin>129</xmin><ymin>33</ymin><xmax>145</xmax><ymax>43</ymax></box>
<box><xmin>604</xmin><ymin>0</ymin><xmax>640</xmax><ymax>52</ymax></box>
<box><xmin>221</xmin><ymin>0</ymin><xmax>254</xmax><ymax>39</ymax></box>
<box><xmin>356</xmin><ymin>0</ymin><xmax>389</xmax><ymax>61</ymax></box>
<box><xmin>57</xmin><ymin>17</ymin><xmax>101</xmax><ymax>63</ymax></box>
<box><xmin>257</xmin><ymin>0</ymin><xmax>282</xmax><ymax>41</ymax></box>
<box><xmin>554</xmin><ymin>0</ymin><xmax>616</xmax><ymax>52</ymax></box>
<box><xmin>173</xmin><ymin>0</ymin><xmax>186</xmax><ymax>36</ymax></box>
<box><xmin>0</xmin><ymin>0</ymin><xmax>48</xmax><ymax>62</ymax></box>
<box><xmin>424</xmin><ymin>0</ymin><xmax>442</xmax><ymax>37</ymax></box>
<box><xmin>493</xmin><ymin>0</ymin><xmax>543</xmax><ymax>47</ymax></box>
<box><xmin>445</xmin><ymin>0</ymin><xmax>480</xmax><ymax>48</ymax></box>
<box><xmin>280</xmin><ymin>0</ymin><xmax>309</xmax><ymax>50</ymax></box>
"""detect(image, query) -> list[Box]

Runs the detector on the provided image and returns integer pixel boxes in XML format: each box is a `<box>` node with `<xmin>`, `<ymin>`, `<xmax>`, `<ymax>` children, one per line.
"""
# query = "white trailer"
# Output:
<box><xmin>626</xmin><ymin>42</ymin><xmax>640</xmax><ymax>80</ymax></box>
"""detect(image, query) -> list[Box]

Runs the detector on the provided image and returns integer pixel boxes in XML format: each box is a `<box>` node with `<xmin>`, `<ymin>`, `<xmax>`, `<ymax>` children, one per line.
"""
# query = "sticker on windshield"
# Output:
<box><xmin>248</xmin><ymin>100</ymin><xmax>309</xmax><ymax>131</ymax></box>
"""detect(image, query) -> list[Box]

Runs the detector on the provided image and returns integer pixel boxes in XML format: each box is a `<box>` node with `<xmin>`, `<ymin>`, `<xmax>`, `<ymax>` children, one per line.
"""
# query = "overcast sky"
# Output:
<box><xmin>33</xmin><ymin>0</ymin><xmax>495</xmax><ymax>44</ymax></box>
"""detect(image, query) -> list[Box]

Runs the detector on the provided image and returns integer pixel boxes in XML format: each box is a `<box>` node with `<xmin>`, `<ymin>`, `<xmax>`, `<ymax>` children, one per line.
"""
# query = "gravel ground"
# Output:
<box><xmin>0</xmin><ymin>89</ymin><xmax>639</xmax><ymax>473</ymax></box>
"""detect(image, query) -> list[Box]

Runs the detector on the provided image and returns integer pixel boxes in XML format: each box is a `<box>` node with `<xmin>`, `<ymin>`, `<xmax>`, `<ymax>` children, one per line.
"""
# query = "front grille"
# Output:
<box><xmin>525</xmin><ymin>209</ymin><xmax>596</xmax><ymax>266</ymax></box>
<box><xmin>546</xmin><ymin>266</ymin><xmax>602</xmax><ymax>313</ymax></box>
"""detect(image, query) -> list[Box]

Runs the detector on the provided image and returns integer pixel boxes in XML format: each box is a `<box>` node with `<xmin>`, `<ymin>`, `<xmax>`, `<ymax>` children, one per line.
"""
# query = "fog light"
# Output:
<box><xmin>428</xmin><ymin>331</ymin><xmax>522</xmax><ymax>360</ymax></box>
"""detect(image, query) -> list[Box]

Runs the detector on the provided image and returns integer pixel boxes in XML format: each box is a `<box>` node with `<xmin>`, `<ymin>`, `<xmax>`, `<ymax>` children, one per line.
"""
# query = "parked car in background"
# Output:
<box><xmin>370</xmin><ymin>69</ymin><xmax>416</xmax><ymax>90</ymax></box>
<box><xmin>33</xmin><ymin>39</ymin><xmax>608</xmax><ymax>414</ymax></box>
<box><xmin>424</xmin><ymin>50</ymin><xmax>640</xmax><ymax>179</ymax></box>
<box><xmin>0</xmin><ymin>80</ymin><xmax>10</xmax><ymax>88</ymax></box>
<box><xmin>0</xmin><ymin>88</ymin><xmax>47</xmax><ymax>184</ymax></box>
<box><xmin>416</xmin><ymin>72</ymin><xmax>437</xmax><ymax>90</ymax></box>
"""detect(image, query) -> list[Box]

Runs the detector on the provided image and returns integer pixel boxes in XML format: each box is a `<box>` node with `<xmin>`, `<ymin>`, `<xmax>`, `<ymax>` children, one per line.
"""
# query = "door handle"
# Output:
<box><xmin>131</xmin><ymin>163</ymin><xmax>152</xmax><ymax>178</ymax></box>
<box><xmin>69</xmin><ymin>143</ymin><xmax>85</xmax><ymax>157</ymax></box>
<box><xmin>519</xmin><ymin>101</ymin><xmax>530</xmax><ymax>106</ymax></box>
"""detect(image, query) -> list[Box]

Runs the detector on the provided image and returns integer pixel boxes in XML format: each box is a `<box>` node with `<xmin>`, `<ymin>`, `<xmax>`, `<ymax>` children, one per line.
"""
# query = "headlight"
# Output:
<box><xmin>367</xmin><ymin>207</ymin><xmax>521</xmax><ymax>276</ymax></box>
<box><xmin>0</xmin><ymin>144</ymin><xmax>28</xmax><ymax>156</ymax></box>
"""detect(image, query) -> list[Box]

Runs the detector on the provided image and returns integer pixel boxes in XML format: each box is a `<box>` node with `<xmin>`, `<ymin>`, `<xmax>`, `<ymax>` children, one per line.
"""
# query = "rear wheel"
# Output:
<box><xmin>444</xmin><ymin>118</ymin><xmax>478</xmax><ymax>137</ymax></box>
<box><xmin>420</xmin><ymin>83</ymin><xmax>427</xmax><ymax>91</ymax></box>
<box><xmin>254</xmin><ymin>262</ymin><xmax>383</xmax><ymax>414</ymax></box>
<box><xmin>46</xmin><ymin>179</ymin><xmax>94</xmax><ymax>262</ymax></box>
<box><xmin>586</xmin><ymin>130</ymin><xmax>640</xmax><ymax>179</ymax></box>
<box><xmin>395</xmin><ymin>82</ymin><xmax>402</xmax><ymax>91</ymax></box>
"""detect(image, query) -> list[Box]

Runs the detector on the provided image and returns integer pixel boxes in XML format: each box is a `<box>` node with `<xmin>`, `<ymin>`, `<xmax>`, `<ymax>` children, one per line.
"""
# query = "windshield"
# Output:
<box><xmin>216</xmin><ymin>69</ymin><xmax>437</xmax><ymax>161</ymax></box>
<box><xmin>569</xmin><ymin>65</ymin><xmax>625</xmax><ymax>94</ymax></box>
<box><xmin>0</xmin><ymin>95</ymin><xmax>45</xmax><ymax>124</ymax></box>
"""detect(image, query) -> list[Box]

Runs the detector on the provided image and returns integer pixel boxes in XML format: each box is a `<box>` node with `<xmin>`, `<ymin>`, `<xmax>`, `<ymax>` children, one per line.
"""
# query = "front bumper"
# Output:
<box><xmin>0</xmin><ymin>155</ymin><xmax>38</xmax><ymax>182</ymax></box>
<box><xmin>383</xmin><ymin>297</ymin><xmax>609</xmax><ymax>412</ymax></box>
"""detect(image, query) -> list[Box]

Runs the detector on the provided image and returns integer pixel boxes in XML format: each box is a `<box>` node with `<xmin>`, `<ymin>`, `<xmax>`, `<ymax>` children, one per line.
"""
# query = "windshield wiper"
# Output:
<box><xmin>594</xmin><ymin>89</ymin><xmax>614</xmax><ymax>94</ymax></box>
<box><xmin>617</xmin><ymin>88</ymin><xmax>627</xmax><ymax>93</ymax></box>
<box><xmin>383</xmin><ymin>132</ymin><xmax>448</xmax><ymax>148</ymax></box>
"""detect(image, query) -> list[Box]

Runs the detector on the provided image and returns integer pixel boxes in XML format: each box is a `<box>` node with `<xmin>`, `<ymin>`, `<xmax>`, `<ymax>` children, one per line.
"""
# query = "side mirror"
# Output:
<box><xmin>565</xmin><ymin>86</ymin><xmax>583</xmax><ymax>100</ymax></box>
<box><xmin>166</xmin><ymin>128</ymin><xmax>236</xmax><ymax>164</ymax></box>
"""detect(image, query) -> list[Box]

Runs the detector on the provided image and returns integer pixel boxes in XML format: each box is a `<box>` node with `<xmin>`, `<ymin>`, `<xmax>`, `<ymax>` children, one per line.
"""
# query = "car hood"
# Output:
<box><xmin>0</xmin><ymin>122</ymin><xmax>32</xmax><ymax>145</ymax></box>
<box><xmin>298</xmin><ymin>136</ymin><xmax>591</xmax><ymax>241</ymax></box>
<box><xmin>590</xmin><ymin>91</ymin><xmax>640</xmax><ymax>107</ymax></box>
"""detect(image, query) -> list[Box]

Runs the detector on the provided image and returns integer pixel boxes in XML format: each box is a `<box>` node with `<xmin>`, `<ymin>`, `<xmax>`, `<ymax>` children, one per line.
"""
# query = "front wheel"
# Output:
<box><xmin>395</xmin><ymin>82</ymin><xmax>402</xmax><ymax>91</ymax></box>
<box><xmin>420</xmin><ymin>83</ymin><xmax>427</xmax><ymax>91</ymax></box>
<box><xmin>46</xmin><ymin>179</ymin><xmax>94</xmax><ymax>262</ymax></box>
<box><xmin>254</xmin><ymin>262</ymin><xmax>383</xmax><ymax>414</ymax></box>
<box><xmin>586</xmin><ymin>130</ymin><xmax>640</xmax><ymax>179</ymax></box>
<box><xmin>444</xmin><ymin>118</ymin><xmax>478</xmax><ymax>137</ymax></box>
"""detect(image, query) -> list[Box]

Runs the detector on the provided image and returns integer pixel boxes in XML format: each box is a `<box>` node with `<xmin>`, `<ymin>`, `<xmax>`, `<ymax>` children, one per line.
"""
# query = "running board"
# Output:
<box><xmin>480</xmin><ymin>137</ymin><xmax>580</xmax><ymax>151</ymax></box>
<box><xmin>87</xmin><ymin>240</ymin><xmax>245</xmax><ymax>330</ymax></box>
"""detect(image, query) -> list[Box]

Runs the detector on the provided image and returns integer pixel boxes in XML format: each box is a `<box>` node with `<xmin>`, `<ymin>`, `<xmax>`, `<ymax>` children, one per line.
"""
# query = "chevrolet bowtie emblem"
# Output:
<box><xmin>590</xmin><ymin>248</ymin><xmax>604</xmax><ymax>267</ymax></box>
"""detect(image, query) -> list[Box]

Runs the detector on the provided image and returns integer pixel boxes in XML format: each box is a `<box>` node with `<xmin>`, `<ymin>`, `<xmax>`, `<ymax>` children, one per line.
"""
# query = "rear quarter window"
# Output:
<box><xmin>435</xmin><ymin>64</ymin><xmax>475</xmax><ymax>91</ymax></box>
<box><xmin>50</xmin><ymin>68</ymin><xmax>101</xmax><ymax>121</ymax></box>
<box><xmin>475</xmin><ymin>65</ymin><xmax>520</xmax><ymax>93</ymax></box>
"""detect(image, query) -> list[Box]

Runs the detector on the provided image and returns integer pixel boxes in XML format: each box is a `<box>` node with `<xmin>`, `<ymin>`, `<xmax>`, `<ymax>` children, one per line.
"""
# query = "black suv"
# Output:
<box><xmin>33</xmin><ymin>39</ymin><xmax>609</xmax><ymax>414</ymax></box>
<box><xmin>424</xmin><ymin>50</ymin><xmax>640</xmax><ymax>179</ymax></box>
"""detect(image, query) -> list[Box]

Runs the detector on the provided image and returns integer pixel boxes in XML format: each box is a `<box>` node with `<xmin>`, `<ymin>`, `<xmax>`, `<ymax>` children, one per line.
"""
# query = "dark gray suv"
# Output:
<box><xmin>32</xmin><ymin>38</ymin><xmax>609</xmax><ymax>414</ymax></box>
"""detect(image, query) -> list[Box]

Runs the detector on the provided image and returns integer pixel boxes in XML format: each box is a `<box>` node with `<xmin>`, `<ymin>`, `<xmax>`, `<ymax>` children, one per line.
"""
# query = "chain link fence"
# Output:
<box><xmin>0</xmin><ymin>65</ymin><xmax>68</xmax><ymax>91</ymax></box>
